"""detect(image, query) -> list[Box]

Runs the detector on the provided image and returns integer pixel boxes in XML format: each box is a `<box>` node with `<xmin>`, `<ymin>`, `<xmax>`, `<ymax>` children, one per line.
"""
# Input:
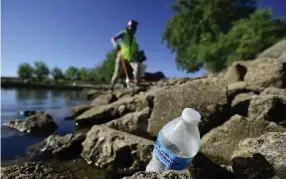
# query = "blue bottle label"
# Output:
<box><xmin>154</xmin><ymin>135</ymin><xmax>193</xmax><ymax>170</ymax></box>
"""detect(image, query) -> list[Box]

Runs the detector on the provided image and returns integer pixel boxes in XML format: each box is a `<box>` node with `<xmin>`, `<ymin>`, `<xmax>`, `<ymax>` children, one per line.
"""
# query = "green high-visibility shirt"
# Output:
<box><xmin>115</xmin><ymin>30</ymin><xmax>138</xmax><ymax>61</ymax></box>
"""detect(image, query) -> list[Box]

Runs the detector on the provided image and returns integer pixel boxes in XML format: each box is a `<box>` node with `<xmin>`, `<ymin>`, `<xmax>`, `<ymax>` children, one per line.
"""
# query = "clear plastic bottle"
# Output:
<box><xmin>145</xmin><ymin>108</ymin><xmax>201</xmax><ymax>173</ymax></box>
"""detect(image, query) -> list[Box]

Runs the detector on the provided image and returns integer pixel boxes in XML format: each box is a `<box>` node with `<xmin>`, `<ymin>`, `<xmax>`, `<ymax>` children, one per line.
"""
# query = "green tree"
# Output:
<box><xmin>89</xmin><ymin>48</ymin><xmax>134</xmax><ymax>84</ymax></box>
<box><xmin>65</xmin><ymin>66</ymin><xmax>79</xmax><ymax>81</ymax></box>
<box><xmin>95</xmin><ymin>48</ymin><xmax>131</xmax><ymax>83</ymax></box>
<box><xmin>78</xmin><ymin>67</ymin><xmax>90</xmax><ymax>81</ymax></box>
<box><xmin>223</xmin><ymin>9</ymin><xmax>286</xmax><ymax>66</ymax></box>
<box><xmin>88</xmin><ymin>65</ymin><xmax>105</xmax><ymax>82</ymax></box>
<box><xmin>101</xmin><ymin>49</ymin><xmax>119</xmax><ymax>82</ymax></box>
<box><xmin>162</xmin><ymin>0</ymin><xmax>257</xmax><ymax>72</ymax></box>
<box><xmin>34</xmin><ymin>61</ymin><xmax>50</xmax><ymax>81</ymax></box>
<box><xmin>17</xmin><ymin>63</ymin><xmax>34</xmax><ymax>80</ymax></box>
<box><xmin>87</xmin><ymin>49</ymin><xmax>120</xmax><ymax>84</ymax></box>
<box><xmin>51</xmin><ymin>67</ymin><xmax>64</xmax><ymax>80</ymax></box>
<box><xmin>197</xmin><ymin>9</ymin><xmax>286</xmax><ymax>72</ymax></box>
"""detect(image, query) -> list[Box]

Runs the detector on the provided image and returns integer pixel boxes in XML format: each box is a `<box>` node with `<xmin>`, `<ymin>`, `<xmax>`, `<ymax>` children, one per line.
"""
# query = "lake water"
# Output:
<box><xmin>1</xmin><ymin>88</ymin><xmax>89</xmax><ymax>165</ymax></box>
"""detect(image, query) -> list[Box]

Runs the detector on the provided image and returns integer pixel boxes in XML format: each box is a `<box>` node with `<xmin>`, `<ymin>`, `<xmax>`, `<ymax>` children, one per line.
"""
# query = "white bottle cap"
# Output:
<box><xmin>181</xmin><ymin>108</ymin><xmax>201</xmax><ymax>124</ymax></box>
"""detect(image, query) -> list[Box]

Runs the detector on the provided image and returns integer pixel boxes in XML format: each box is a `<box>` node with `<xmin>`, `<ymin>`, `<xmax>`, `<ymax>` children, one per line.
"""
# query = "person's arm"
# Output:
<box><xmin>111</xmin><ymin>30</ymin><xmax>124</xmax><ymax>50</ymax></box>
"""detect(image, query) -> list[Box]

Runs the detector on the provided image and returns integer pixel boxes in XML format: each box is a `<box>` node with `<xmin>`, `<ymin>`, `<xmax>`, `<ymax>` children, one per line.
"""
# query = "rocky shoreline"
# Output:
<box><xmin>2</xmin><ymin>42</ymin><xmax>286</xmax><ymax>179</ymax></box>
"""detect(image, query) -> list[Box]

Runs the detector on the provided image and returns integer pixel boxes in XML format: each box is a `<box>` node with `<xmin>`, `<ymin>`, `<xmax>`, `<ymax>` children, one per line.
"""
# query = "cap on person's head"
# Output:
<box><xmin>127</xmin><ymin>20</ymin><xmax>138</xmax><ymax>27</ymax></box>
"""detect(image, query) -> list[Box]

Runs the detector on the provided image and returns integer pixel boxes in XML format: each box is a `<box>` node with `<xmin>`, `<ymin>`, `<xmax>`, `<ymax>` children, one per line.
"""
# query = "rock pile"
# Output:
<box><xmin>3</xmin><ymin>113</ymin><xmax>57</xmax><ymax>137</ymax></box>
<box><xmin>2</xmin><ymin>40</ymin><xmax>286</xmax><ymax>178</ymax></box>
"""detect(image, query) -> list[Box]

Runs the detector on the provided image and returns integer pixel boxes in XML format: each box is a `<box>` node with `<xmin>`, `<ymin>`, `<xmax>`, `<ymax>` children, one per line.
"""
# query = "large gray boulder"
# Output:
<box><xmin>75</xmin><ymin>95</ymin><xmax>150</xmax><ymax>127</ymax></box>
<box><xmin>91</xmin><ymin>93</ymin><xmax>117</xmax><ymax>106</ymax></box>
<box><xmin>189</xmin><ymin>152</ymin><xmax>234</xmax><ymax>179</ymax></box>
<box><xmin>115</xmin><ymin>86</ymin><xmax>148</xmax><ymax>99</ymax></box>
<box><xmin>200</xmin><ymin>115</ymin><xmax>286</xmax><ymax>164</ymax></box>
<box><xmin>244</xmin><ymin>57</ymin><xmax>286</xmax><ymax>88</ymax></box>
<box><xmin>67</xmin><ymin>105</ymin><xmax>91</xmax><ymax>119</ymax></box>
<box><xmin>248</xmin><ymin>94</ymin><xmax>286</xmax><ymax>125</ymax></box>
<box><xmin>258</xmin><ymin>39</ymin><xmax>286</xmax><ymax>62</ymax></box>
<box><xmin>232</xmin><ymin>153</ymin><xmax>276</xmax><ymax>179</ymax></box>
<box><xmin>260</xmin><ymin>87</ymin><xmax>286</xmax><ymax>97</ymax></box>
<box><xmin>86</xmin><ymin>90</ymin><xmax>103</xmax><ymax>100</ymax></box>
<box><xmin>2</xmin><ymin>113</ymin><xmax>57</xmax><ymax>137</ymax></box>
<box><xmin>105</xmin><ymin>107</ymin><xmax>151</xmax><ymax>138</ymax></box>
<box><xmin>231</xmin><ymin>92</ymin><xmax>257</xmax><ymax>116</ymax></box>
<box><xmin>81</xmin><ymin>125</ymin><xmax>153</xmax><ymax>174</ymax></box>
<box><xmin>227</xmin><ymin>81</ymin><xmax>263</xmax><ymax>101</ymax></box>
<box><xmin>27</xmin><ymin>133</ymin><xmax>85</xmax><ymax>160</ymax></box>
<box><xmin>223</xmin><ymin>61</ymin><xmax>251</xmax><ymax>85</ymax></box>
<box><xmin>232</xmin><ymin>132</ymin><xmax>286</xmax><ymax>179</ymax></box>
<box><xmin>156</xmin><ymin>77</ymin><xmax>194</xmax><ymax>87</ymax></box>
<box><xmin>148</xmin><ymin>78</ymin><xmax>230</xmax><ymax>136</ymax></box>
<box><xmin>279</xmin><ymin>51</ymin><xmax>286</xmax><ymax>63</ymax></box>
<box><xmin>207</xmin><ymin>71</ymin><xmax>226</xmax><ymax>79</ymax></box>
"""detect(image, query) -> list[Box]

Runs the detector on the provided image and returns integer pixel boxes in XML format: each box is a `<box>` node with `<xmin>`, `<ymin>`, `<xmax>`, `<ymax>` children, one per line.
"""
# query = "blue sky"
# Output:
<box><xmin>2</xmin><ymin>0</ymin><xmax>286</xmax><ymax>77</ymax></box>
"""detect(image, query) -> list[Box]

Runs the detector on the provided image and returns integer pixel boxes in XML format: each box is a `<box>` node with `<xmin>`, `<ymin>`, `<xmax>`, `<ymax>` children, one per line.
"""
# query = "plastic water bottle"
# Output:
<box><xmin>145</xmin><ymin>108</ymin><xmax>201</xmax><ymax>173</ymax></box>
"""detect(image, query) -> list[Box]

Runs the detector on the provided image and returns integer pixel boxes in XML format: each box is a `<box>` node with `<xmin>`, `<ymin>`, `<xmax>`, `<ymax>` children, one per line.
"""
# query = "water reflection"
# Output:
<box><xmin>51</xmin><ymin>90</ymin><xmax>62</xmax><ymax>98</ymax></box>
<box><xmin>16</xmin><ymin>89</ymin><xmax>48</xmax><ymax>101</ymax></box>
<box><xmin>1</xmin><ymin>131</ymin><xmax>43</xmax><ymax>160</ymax></box>
<box><xmin>1</xmin><ymin>88</ymin><xmax>89</xmax><ymax>163</ymax></box>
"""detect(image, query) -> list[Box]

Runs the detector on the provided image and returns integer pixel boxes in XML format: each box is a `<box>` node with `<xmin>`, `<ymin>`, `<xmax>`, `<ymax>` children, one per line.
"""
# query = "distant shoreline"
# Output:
<box><xmin>1</xmin><ymin>77</ymin><xmax>111</xmax><ymax>90</ymax></box>
<box><xmin>1</xmin><ymin>72</ymin><xmax>165</xmax><ymax>90</ymax></box>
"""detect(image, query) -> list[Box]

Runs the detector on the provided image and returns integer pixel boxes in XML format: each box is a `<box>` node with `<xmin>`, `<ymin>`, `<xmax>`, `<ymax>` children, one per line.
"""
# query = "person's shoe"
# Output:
<box><xmin>132</xmin><ymin>79</ymin><xmax>138</xmax><ymax>83</ymax></box>
<box><xmin>125</xmin><ymin>78</ymin><xmax>131</xmax><ymax>88</ymax></box>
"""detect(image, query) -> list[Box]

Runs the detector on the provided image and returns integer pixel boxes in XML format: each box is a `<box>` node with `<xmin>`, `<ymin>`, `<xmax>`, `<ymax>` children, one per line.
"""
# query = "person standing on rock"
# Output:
<box><xmin>110</xmin><ymin>20</ymin><xmax>141</xmax><ymax>90</ymax></box>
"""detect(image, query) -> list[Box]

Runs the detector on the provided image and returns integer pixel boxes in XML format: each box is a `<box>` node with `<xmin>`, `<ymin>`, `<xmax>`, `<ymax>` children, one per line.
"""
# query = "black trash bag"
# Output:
<box><xmin>133</xmin><ymin>50</ymin><xmax>146</xmax><ymax>63</ymax></box>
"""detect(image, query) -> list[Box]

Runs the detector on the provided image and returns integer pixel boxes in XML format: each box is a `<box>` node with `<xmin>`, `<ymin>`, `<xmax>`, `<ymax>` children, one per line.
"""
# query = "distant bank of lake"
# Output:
<box><xmin>1</xmin><ymin>88</ymin><xmax>89</xmax><ymax>165</ymax></box>
<box><xmin>1</xmin><ymin>77</ymin><xmax>111</xmax><ymax>90</ymax></box>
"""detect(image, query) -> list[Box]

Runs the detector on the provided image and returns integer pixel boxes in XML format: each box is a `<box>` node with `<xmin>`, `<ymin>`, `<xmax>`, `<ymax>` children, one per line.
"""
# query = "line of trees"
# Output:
<box><xmin>17</xmin><ymin>49</ymin><xmax>127</xmax><ymax>84</ymax></box>
<box><xmin>162</xmin><ymin>0</ymin><xmax>286</xmax><ymax>73</ymax></box>
<box><xmin>18</xmin><ymin>0</ymin><xmax>286</xmax><ymax>82</ymax></box>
